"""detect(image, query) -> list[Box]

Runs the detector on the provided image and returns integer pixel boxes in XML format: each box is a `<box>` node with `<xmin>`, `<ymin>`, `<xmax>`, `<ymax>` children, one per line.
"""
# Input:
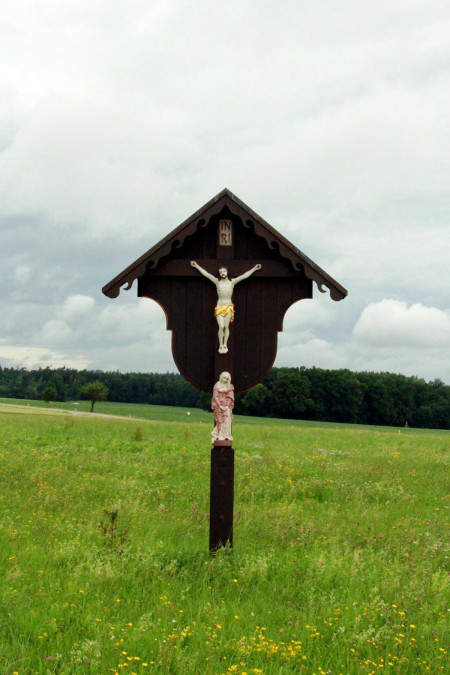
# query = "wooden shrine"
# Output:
<box><xmin>103</xmin><ymin>188</ymin><xmax>347</xmax><ymax>550</ymax></box>
<box><xmin>103</xmin><ymin>188</ymin><xmax>347</xmax><ymax>395</ymax></box>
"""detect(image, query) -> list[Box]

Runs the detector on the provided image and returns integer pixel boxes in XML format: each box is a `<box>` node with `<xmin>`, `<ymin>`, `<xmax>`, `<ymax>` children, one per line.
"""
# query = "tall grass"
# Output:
<box><xmin>0</xmin><ymin>406</ymin><xmax>448</xmax><ymax>674</ymax></box>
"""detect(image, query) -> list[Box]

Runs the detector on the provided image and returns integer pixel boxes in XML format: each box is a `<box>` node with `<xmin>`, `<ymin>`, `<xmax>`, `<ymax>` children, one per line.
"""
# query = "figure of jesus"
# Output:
<box><xmin>190</xmin><ymin>261</ymin><xmax>262</xmax><ymax>353</ymax></box>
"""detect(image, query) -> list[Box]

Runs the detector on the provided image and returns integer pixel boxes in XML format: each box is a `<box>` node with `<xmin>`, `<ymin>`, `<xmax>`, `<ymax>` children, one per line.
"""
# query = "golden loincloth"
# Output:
<box><xmin>214</xmin><ymin>304</ymin><xmax>235</xmax><ymax>323</ymax></box>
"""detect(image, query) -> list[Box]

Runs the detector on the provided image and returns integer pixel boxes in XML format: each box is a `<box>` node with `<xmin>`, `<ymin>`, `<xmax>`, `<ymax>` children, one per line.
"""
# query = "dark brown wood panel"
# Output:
<box><xmin>139</xmin><ymin>271</ymin><xmax>312</xmax><ymax>393</ymax></box>
<box><xmin>260</xmin><ymin>280</ymin><xmax>278</xmax><ymax>382</ymax></box>
<box><xmin>135</xmin><ymin>200</ymin><xmax>322</xmax><ymax>393</ymax></box>
<box><xmin>139</xmin><ymin>277</ymin><xmax>173</xmax><ymax>330</ymax></box>
<box><xmin>201</xmin><ymin>284</ymin><xmax>216</xmax><ymax>388</ymax></box>
<box><xmin>185</xmin><ymin>279</ymin><xmax>202</xmax><ymax>384</ymax></box>
<box><xmin>231</xmin><ymin>283</ymin><xmax>247</xmax><ymax>392</ymax></box>
<box><xmin>149</xmin><ymin>258</ymin><xmax>298</xmax><ymax>278</ymax></box>
<box><xmin>233</xmin><ymin>216</ymin><xmax>250</xmax><ymax>259</ymax></box>
<box><xmin>171</xmin><ymin>279</ymin><xmax>187</xmax><ymax>377</ymax></box>
<box><xmin>273</xmin><ymin>278</ymin><xmax>311</xmax><ymax>331</ymax></box>
<box><xmin>103</xmin><ymin>189</ymin><xmax>347</xmax><ymax>303</ymax></box>
<box><xmin>245</xmin><ymin>279</ymin><xmax>262</xmax><ymax>389</ymax></box>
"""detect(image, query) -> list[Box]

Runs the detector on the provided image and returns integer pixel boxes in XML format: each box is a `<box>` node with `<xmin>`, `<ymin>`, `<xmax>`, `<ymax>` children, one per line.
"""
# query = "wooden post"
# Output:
<box><xmin>209</xmin><ymin>440</ymin><xmax>234</xmax><ymax>551</ymax></box>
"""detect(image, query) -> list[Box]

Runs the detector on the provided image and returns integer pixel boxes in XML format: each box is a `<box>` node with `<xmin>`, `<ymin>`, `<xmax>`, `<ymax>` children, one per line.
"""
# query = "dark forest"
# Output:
<box><xmin>0</xmin><ymin>364</ymin><xmax>448</xmax><ymax>429</ymax></box>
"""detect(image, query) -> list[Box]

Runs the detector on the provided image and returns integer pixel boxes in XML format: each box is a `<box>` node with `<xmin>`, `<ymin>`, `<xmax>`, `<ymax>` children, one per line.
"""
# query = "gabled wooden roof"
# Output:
<box><xmin>102</xmin><ymin>188</ymin><xmax>347</xmax><ymax>301</ymax></box>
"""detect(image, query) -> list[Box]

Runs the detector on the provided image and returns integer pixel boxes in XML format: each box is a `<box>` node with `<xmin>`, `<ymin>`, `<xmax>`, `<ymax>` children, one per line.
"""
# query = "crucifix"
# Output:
<box><xmin>102</xmin><ymin>189</ymin><xmax>347</xmax><ymax>550</ymax></box>
<box><xmin>190</xmin><ymin>260</ymin><xmax>262</xmax><ymax>353</ymax></box>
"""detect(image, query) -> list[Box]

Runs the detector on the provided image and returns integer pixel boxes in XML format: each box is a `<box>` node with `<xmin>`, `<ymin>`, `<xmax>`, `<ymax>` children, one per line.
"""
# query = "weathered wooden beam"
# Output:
<box><xmin>209</xmin><ymin>442</ymin><xmax>234</xmax><ymax>550</ymax></box>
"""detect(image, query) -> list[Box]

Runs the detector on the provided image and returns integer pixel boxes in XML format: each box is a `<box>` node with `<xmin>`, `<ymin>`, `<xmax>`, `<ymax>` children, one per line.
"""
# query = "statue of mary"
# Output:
<box><xmin>211</xmin><ymin>372</ymin><xmax>234</xmax><ymax>442</ymax></box>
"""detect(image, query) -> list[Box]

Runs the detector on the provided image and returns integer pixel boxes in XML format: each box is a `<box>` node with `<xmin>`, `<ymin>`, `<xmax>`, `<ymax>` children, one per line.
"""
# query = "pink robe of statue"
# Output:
<box><xmin>211</xmin><ymin>382</ymin><xmax>234</xmax><ymax>441</ymax></box>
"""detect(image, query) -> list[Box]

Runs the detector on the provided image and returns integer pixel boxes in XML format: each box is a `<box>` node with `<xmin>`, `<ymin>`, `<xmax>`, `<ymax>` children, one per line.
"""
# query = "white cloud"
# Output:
<box><xmin>0</xmin><ymin>339</ymin><xmax>91</xmax><ymax>370</ymax></box>
<box><xmin>282</xmin><ymin>298</ymin><xmax>339</xmax><ymax>332</ymax></box>
<box><xmin>61</xmin><ymin>294</ymin><xmax>95</xmax><ymax>319</ymax></box>
<box><xmin>90</xmin><ymin>339</ymin><xmax>176</xmax><ymax>374</ymax></box>
<box><xmin>96</xmin><ymin>297</ymin><xmax>169</xmax><ymax>346</ymax></box>
<box><xmin>276</xmin><ymin>337</ymin><xmax>348</xmax><ymax>371</ymax></box>
<box><xmin>353</xmin><ymin>299</ymin><xmax>450</xmax><ymax>348</ymax></box>
<box><xmin>0</xmin><ymin>84</ymin><xmax>25</xmax><ymax>151</ymax></box>
<box><xmin>15</xmin><ymin>264</ymin><xmax>32</xmax><ymax>285</ymax></box>
<box><xmin>40</xmin><ymin>319</ymin><xmax>73</xmax><ymax>344</ymax></box>
<box><xmin>347</xmin><ymin>347</ymin><xmax>448</xmax><ymax>382</ymax></box>
<box><xmin>274</xmin><ymin>297</ymin><xmax>450</xmax><ymax>383</ymax></box>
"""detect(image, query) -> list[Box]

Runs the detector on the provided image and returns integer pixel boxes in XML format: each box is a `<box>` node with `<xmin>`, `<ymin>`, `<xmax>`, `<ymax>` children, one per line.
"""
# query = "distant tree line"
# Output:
<box><xmin>0</xmin><ymin>366</ymin><xmax>199</xmax><ymax>409</ymax></box>
<box><xmin>0</xmin><ymin>364</ymin><xmax>448</xmax><ymax>429</ymax></box>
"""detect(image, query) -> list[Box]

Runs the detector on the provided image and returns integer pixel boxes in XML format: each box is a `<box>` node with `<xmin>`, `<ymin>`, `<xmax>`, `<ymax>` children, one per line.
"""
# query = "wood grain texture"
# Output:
<box><xmin>138</xmin><ymin>208</ymin><xmax>313</xmax><ymax>394</ymax></box>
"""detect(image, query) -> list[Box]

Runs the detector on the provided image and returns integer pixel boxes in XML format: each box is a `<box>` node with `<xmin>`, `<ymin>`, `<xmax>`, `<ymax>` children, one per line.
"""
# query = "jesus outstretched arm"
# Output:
<box><xmin>230</xmin><ymin>264</ymin><xmax>262</xmax><ymax>287</ymax></box>
<box><xmin>190</xmin><ymin>261</ymin><xmax>218</xmax><ymax>285</ymax></box>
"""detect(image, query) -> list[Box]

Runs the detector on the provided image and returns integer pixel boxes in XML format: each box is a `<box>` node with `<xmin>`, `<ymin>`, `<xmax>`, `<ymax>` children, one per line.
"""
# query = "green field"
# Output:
<box><xmin>0</xmin><ymin>397</ymin><xmax>442</xmax><ymax>433</ymax></box>
<box><xmin>0</xmin><ymin>403</ymin><xmax>448</xmax><ymax>674</ymax></box>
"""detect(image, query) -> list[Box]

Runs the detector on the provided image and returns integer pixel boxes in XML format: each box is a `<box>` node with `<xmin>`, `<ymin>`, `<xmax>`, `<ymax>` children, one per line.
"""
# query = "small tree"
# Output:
<box><xmin>42</xmin><ymin>385</ymin><xmax>57</xmax><ymax>407</ymax></box>
<box><xmin>81</xmin><ymin>381</ymin><xmax>108</xmax><ymax>413</ymax></box>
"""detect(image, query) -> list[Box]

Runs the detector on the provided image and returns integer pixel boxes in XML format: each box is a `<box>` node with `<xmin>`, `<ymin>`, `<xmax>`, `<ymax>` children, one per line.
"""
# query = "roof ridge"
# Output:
<box><xmin>102</xmin><ymin>190</ymin><xmax>347</xmax><ymax>301</ymax></box>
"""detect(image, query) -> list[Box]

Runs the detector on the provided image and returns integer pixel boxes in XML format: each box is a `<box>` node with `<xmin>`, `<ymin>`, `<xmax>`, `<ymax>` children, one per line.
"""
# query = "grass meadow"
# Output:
<box><xmin>0</xmin><ymin>401</ymin><xmax>448</xmax><ymax>675</ymax></box>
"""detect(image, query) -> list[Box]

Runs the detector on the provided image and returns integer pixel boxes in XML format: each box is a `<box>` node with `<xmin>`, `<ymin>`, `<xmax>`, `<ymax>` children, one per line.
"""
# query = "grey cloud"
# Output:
<box><xmin>1</xmin><ymin>0</ymin><xmax>449</xmax><ymax>383</ymax></box>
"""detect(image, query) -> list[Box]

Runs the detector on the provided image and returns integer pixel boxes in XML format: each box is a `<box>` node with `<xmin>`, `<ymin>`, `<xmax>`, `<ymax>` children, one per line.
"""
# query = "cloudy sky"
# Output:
<box><xmin>1</xmin><ymin>0</ymin><xmax>449</xmax><ymax>384</ymax></box>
